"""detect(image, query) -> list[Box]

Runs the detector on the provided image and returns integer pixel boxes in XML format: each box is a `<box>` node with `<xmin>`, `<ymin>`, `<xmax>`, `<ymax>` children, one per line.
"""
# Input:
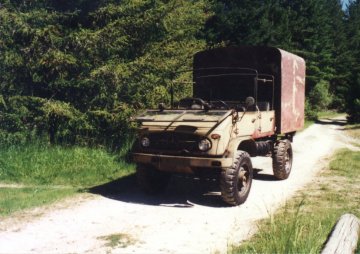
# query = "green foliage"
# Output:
<box><xmin>0</xmin><ymin>130</ymin><xmax>31</xmax><ymax>146</ymax></box>
<box><xmin>0</xmin><ymin>141</ymin><xmax>134</xmax><ymax>186</ymax></box>
<box><xmin>304</xmin><ymin>100</ymin><xmax>318</xmax><ymax>121</ymax></box>
<box><xmin>305</xmin><ymin>80</ymin><xmax>333</xmax><ymax>120</ymax></box>
<box><xmin>308</xmin><ymin>80</ymin><xmax>333</xmax><ymax>111</ymax></box>
<box><xmin>344</xmin><ymin>1</ymin><xmax>360</xmax><ymax>122</ymax></box>
<box><xmin>0</xmin><ymin>138</ymin><xmax>135</xmax><ymax>217</ymax></box>
<box><xmin>0</xmin><ymin>0</ymin><xmax>209</xmax><ymax>148</ymax></box>
<box><xmin>205</xmin><ymin>0</ymin><xmax>292</xmax><ymax>48</ymax></box>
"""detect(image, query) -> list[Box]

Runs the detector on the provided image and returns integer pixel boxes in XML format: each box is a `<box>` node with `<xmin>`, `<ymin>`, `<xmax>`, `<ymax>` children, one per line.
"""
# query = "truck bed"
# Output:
<box><xmin>193</xmin><ymin>46</ymin><xmax>306</xmax><ymax>134</ymax></box>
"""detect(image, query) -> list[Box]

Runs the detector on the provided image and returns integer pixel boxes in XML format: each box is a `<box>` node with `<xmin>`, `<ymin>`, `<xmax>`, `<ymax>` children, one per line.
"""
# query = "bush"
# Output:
<box><xmin>305</xmin><ymin>80</ymin><xmax>335</xmax><ymax>121</ymax></box>
<box><xmin>0</xmin><ymin>95</ymin><xmax>137</xmax><ymax>152</ymax></box>
<box><xmin>305</xmin><ymin>100</ymin><xmax>318</xmax><ymax>121</ymax></box>
<box><xmin>308</xmin><ymin>80</ymin><xmax>333</xmax><ymax>112</ymax></box>
<box><xmin>0</xmin><ymin>130</ymin><xmax>29</xmax><ymax>146</ymax></box>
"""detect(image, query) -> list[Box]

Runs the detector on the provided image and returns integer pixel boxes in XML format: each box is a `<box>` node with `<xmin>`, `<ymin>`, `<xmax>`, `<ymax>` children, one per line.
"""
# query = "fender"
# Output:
<box><xmin>225</xmin><ymin>136</ymin><xmax>256</xmax><ymax>164</ymax></box>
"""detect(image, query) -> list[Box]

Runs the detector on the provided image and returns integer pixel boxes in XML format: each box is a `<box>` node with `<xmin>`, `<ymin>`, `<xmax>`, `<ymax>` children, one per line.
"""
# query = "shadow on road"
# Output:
<box><xmin>89</xmin><ymin>173</ymin><xmax>229</xmax><ymax>208</ymax></box>
<box><xmin>315</xmin><ymin>118</ymin><xmax>347</xmax><ymax>126</ymax></box>
<box><xmin>89</xmin><ymin>168</ymin><xmax>277</xmax><ymax>208</ymax></box>
<box><xmin>254</xmin><ymin>169</ymin><xmax>278</xmax><ymax>181</ymax></box>
<box><xmin>340</xmin><ymin>125</ymin><xmax>360</xmax><ymax>131</ymax></box>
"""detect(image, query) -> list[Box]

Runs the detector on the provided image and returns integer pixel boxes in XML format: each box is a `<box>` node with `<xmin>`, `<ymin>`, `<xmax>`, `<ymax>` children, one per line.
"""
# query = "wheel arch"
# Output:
<box><xmin>226</xmin><ymin>137</ymin><xmax>257</xmax><ymax>160</ymax></box>
<box><xmin>238</xmin><ymin>139</ymin><xmax>257</xmax><ymax>157</ymax></box>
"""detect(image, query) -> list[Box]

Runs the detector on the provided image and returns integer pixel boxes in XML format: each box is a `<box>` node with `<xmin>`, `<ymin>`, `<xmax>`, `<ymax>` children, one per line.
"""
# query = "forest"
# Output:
<box><xmin>1</xmin><ymin>0</ymin><xmax>360</xmax><ymax>150</ymax></box>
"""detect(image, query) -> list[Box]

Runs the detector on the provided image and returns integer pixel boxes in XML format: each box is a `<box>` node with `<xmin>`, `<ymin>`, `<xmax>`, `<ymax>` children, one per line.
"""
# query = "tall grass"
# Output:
<box><xmin>0</xmin><ymin>141</ymin><xmax>134</xmax><ymax>187</ymax></box>
<box><xmin>235</xmin><ymin>200</ymin><xmax>340</xmax><ymax>253</ymax></box>
<box><xmin>0</xmin><ymin>140</ymin><xmax>135</xmax><ymax>216</ymax></box>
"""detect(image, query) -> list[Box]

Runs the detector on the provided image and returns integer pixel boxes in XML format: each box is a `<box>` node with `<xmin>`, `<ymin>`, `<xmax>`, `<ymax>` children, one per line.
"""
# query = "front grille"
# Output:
<box><xmin>147</xmin><ymin>132</ymin><xmax>200</xmax><ymax>153</ymax></box>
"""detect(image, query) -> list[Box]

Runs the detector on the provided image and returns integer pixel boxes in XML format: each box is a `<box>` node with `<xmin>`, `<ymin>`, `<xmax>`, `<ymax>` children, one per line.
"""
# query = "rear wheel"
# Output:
<box><xmin>136</xmin><ymin>164</ymin><xmax>171</xmax><ymax>194</ymax></box>
<box><xmin>272</xmin><ymin>139</ymin><xmax>293</xmax><ymax>180</ymax></box>
<box><xmin>220</xmin><ymin>151</ymin><xmax>253</xmax><ymax>205</ymax></box>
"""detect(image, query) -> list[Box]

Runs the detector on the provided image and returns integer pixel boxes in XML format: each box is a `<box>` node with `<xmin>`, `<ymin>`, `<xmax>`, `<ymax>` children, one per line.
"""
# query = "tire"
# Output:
<box><xmin>220</xmin><ymin>151</ymin><xmax>253</xmax><ymax>206</ymax></box>
<box><xmin>136</xmin><ymin>164</ymin><xmax>171</xmax><ymax>194</ymax></box>
<box><xmin>272</xmin><ymin>139</ymin><xmax>293</xmax><ymax>180</ymax></box>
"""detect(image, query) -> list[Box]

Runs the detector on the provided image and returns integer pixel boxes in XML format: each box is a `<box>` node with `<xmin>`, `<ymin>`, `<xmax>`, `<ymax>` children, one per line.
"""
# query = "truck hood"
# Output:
<box><xmin>136</xmin><ymin>110</ymin><xmax>231</xmax><ymax>122</ymax></box>
<box><xmin>135</xmin><ymin>109</ymin><xmax>232</xmax><ymax>135</ymax></box>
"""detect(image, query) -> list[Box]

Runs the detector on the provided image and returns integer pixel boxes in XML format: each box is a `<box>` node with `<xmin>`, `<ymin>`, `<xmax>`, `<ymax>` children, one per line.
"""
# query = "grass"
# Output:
<box><xmin>98</xmin><ymin>233</ymin><xmax>137</xmax><ymax>248</ymax></box>
<box><xmin>0</xmin><ymin>142</ymin><xmax>134</xmax><ymax>186</ymax></box>
<box><xmin>0</xmin><ymin>187</ymin><xmax>76</xmax><ymax>216</ymax></box>
<box><xmin>343</xmin><ymin>124</ymin><xmax>360</xmax><ymax>143</ymax></box>
<box><xmin>232</xmin><ymin>124</ymin><xmax>360</xmax><ymax>253</ymax></box>
<box><xmin>317</xmin><ymin>110</ymin><xmax>344</xmax><ymax>119</ymax></box>
<box><xmin>0</xmin><ymin>141</ymin><xmax>135</xmax><ymax>216</ymax></box>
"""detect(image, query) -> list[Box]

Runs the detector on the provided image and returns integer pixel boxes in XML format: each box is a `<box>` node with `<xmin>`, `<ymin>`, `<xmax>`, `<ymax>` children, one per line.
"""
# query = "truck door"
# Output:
<box><xmin>260</xmin><ymin>110</ymin><xmax>275</xmax><ymax>134</ymax></box>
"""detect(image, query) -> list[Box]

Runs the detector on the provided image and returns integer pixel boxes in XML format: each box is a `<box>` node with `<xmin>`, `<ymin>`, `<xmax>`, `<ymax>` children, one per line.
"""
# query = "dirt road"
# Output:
<box><xmin>0</xmin><ymin>118</ymin><xmax>351</xmax><ymax>253</ymax></box>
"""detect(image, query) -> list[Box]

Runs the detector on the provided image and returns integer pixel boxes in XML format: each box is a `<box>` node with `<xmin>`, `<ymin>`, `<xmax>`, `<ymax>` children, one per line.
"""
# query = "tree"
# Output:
<box><xmin>0</xmin><ymin>0</ymin><xmax>210</xmax><ymax>147</ymax></box>
<box><xmin>325</xmin><ymin>0</ymin><xmax>352</xmax><ymax>111</ymax></box>
<box><xmin>346</xmin><ymin>0</ymin><xmax>360</xmax><ymax>122</ymax></box>
<box><xmin>205</xmin><ymin>0</ymin><xmax>291</xmax><ymax>48</ymax></box>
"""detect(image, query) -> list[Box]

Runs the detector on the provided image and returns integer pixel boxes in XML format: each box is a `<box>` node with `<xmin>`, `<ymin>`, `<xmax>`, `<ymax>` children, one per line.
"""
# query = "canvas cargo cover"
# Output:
<box><xmin>193</xmin><ymin>46</ymin><xmax>306</xmax><ymax>134</ymax></box>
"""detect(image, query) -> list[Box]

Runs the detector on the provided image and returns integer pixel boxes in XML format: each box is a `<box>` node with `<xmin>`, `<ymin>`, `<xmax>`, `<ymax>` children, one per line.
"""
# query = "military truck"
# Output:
<box><xmin>132</xmin><ymin>46</ymin><xmax>305</xmax><ymax>205</ymax></box>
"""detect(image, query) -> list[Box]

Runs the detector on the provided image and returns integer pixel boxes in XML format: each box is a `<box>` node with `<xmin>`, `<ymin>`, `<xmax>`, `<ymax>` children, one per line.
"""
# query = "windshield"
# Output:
<box><xmin>194</xmin><ymin>76</ymin><xmax>255</xmax><ymax>102</ymax></box>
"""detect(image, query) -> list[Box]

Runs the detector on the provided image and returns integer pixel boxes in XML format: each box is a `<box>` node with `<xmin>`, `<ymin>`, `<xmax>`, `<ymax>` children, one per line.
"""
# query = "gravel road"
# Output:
<box><xmin>0</xmin><ymin>118</ymin><xmax>350</xmax><ymax>253</ymax></box>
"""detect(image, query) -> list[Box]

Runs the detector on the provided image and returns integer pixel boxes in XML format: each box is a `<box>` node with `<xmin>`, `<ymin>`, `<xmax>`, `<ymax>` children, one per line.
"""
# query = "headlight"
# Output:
<box><xmin>198</xmin><ymin>138</ymin><xmax>212</xmax><ymax>151</ymax></box>
<box><xmin>141</xmin><ymin>137</ymin><xmax>150</xmax><ymax>147</ymax></box>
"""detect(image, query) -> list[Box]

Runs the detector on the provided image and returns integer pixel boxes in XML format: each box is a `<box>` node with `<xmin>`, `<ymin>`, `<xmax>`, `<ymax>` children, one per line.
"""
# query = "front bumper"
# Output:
<box><xmin>133</xmin><ymin>153</ymin><xmax>233</xmax><ymax>173</ymax></box>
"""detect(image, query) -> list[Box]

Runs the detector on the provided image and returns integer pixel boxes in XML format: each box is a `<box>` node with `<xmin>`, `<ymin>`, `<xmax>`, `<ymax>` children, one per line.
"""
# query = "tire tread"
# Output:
<box><xmin>272</xmin><ymin>140</ymin><xmax>292</xmax><ymax>180</ymax></box>
<box><xmin>220</xmin><ymin>151</ymin><xmax>253</xmax><ymax>205</ymax></box>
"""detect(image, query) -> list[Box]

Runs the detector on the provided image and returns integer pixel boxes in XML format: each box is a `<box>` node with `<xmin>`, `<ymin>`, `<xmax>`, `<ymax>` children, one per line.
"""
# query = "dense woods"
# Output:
<box><xmin>0</xmin><ymin>0</ymin><xmax>359</xmax><ymax>149</ymax></box>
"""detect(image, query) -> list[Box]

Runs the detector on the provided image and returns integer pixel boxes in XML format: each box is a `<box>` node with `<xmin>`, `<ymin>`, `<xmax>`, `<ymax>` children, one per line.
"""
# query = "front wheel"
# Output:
<box><xmin>220</xmin><ymin>151</ymin><xmax>253</xmax><ymax>206</ymax></box>
<box><xmin>136</xmin><ymin>164</ymin><xmax>171</xmax><ymax>194</ymax></box>
<box><xmin>272</xmin><ymin>139</ymin><xmax>293</xmax><ymax>180</ymax></box>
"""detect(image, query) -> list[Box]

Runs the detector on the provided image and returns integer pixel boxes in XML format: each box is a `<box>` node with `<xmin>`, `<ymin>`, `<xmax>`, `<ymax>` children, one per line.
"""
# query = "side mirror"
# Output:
<box><xmin>245</xmin><ymin>96</ymin><xmax>255</xmax><ymax>107</ymax></box>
